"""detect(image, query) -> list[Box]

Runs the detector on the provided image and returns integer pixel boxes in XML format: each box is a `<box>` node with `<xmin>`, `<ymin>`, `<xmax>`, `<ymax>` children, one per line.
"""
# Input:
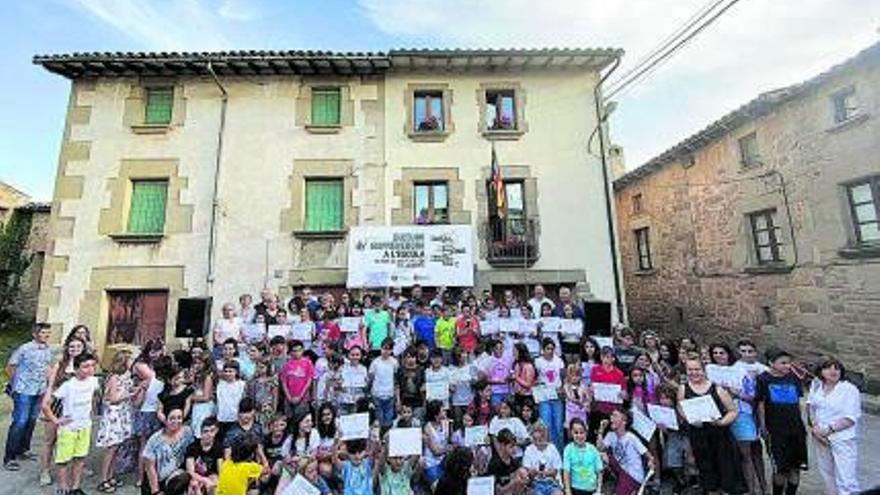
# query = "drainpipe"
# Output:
<box><xmin>205</xmin><ymin>60</ymin><xmax>228</xmax><ymax>297</ymax></box>
<box><xmin>592</xmin><ymin>56</ymin><xmax>625</xmax><ymax>324</ymax></box>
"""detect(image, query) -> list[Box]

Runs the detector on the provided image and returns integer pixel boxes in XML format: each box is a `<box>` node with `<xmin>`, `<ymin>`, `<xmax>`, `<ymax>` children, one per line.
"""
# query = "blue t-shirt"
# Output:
<box><xmin>341</xmin><ymin>458</ymin><xmax>373</xmax><ymax>495</ymax></box>
<box><xmin>412</xmin><ymin>316</ymin><xmax>436</xmax><ymax>350</ymax></box>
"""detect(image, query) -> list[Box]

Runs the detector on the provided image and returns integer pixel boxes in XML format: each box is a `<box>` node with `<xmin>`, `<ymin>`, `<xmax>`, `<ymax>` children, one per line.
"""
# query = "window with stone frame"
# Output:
<box><xmin>413</xmin><ymin>90</ymin><xmax>445</xmax><ymax>132</ymax></box>
<box><xmin>311</xmin><ymin>87</ymin><xmax>342</xmax><ymax>126</ymax></box>
<box><xmin>127</xmin><ymin>180</ymin><xmax>168</xmax><ymax>234</ymax></box>
<box><xmin>846</xmin><ymin>177</ymin><xmax>880</xmax><ymax>245</ymax></box>
<box><xmin>413</xmin><ymin>182</ymin><xmax>449</xmax><ymax>224</ymax></box>
<box><xmin>738</xmin><ymin>132</ymin><xmax>760</xmax><ymax>168</ymax></box>
<box><xmin>748</xmin><ymin>209</ymin><xmax>784</xmax><ymax>264</ymax></box>
<box><xmin>485</xmin><ymin>89</ymin><xmax>517</xmax><ymax>131</ymax></box>
<box><xmin>634</xmin><ymin>227</ymin><xmax>653</xmax><ymax>271</ymax></box>
<box><xmin>144</xmin><ymin>87</ymin><xmax>173</xmax><ymax>125</ymax></box>
<box><xmin>304</xmin><ymin>179</ymin><xmax>344</xmax><ymax>232</ymax></box>
<box><xmin>831</xmin><ymin>87</ymin><xmax>860</xmax><ymax>124</ymax></box>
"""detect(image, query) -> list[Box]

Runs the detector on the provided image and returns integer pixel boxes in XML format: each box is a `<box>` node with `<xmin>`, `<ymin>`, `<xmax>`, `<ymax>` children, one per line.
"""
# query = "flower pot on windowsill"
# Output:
<box><xmin>417</xmin><ymin>116</ymin><xmax>441</xmax><ymax>132</ymax></box>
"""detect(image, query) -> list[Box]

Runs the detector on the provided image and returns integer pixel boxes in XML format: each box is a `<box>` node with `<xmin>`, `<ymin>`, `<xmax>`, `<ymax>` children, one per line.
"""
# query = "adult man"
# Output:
<box><xmin>387</xmin><ymin>287</ymin><xmax>407</xmax><ymax>311</ymax></box>
<box><xmin>551</xmin><ymin>286</ymin><xmax>585</xmax><ymax>320</ymax></box>
<box><xmin>527</xmin><ymin>285</ymin><xmax>555</xmax><ymax>317</ymax></box>
<box><xmin>253</xmin><ymin>288</ymin><xmax>274</xmax><ymax>316</ymax></box>
<box><xmin>4</xmin><ymin>322</ymin><xmax>53</xmax><ymax>471</ymax></box>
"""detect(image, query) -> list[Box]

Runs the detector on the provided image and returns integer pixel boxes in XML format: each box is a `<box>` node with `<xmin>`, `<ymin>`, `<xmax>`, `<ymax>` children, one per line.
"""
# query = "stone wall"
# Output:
<box><xmin>615</xmin><ymin>46</ymin><xmax>880</xmax><ymax>391</ymax></box>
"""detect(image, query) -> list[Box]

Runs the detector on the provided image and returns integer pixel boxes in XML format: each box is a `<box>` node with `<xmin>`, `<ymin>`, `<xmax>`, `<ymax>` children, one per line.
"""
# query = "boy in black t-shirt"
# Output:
<box><xmin>756</xmin><ymin>348</ymin><xmax>807</xmax><ymax>495</ymax></box>
<box><xmin>488</xmin><ymin>429</ymin><xmax>529</xmax><ymax>495</ymax></box>
<box><xmin>185</xmin><ymin>417</ymin><xmax>223</xmax><ymax>494</ymax></box>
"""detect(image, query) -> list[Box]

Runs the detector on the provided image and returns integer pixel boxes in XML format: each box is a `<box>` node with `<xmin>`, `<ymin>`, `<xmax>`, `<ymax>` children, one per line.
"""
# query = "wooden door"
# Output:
<box><xmin>106</xmin><ymin>291</ymin><xmax>168</xmax><ymax>346</ymax></box>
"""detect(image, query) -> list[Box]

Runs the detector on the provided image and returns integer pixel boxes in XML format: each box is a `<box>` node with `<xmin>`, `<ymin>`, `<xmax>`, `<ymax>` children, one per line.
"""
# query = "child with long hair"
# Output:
<box><xmin>563</xmin><ymin>363</ymin><xmax>591</xmax><ymax>441</ymax></box>
<box><xmin>245</xmin><ymin>358</ymin><xmax>278</xmax><ymax>429</ymax></box>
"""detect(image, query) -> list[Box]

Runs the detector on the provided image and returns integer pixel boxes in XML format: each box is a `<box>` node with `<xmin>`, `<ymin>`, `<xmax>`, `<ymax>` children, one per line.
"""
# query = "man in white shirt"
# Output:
<box><xmin>527</xmin><ymin>285</ymin><xmax>555</xmax><ymax>318</ymax></box>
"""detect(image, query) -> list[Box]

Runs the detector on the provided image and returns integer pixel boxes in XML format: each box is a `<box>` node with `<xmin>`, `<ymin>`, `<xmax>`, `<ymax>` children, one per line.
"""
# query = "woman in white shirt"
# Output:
<box><xmin>212</xmin><ymin>302</ymin><xmax>243</xmax><ymax>358</ymax></box>
<box><xmin>807</xmin><ymin>358</ymin><xmax>862</xmax><ymax>495</ymax></box>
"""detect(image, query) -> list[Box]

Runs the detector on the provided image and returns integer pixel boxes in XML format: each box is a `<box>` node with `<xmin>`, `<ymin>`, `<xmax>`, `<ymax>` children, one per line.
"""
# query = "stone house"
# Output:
<box><xmin>0</xmin><ymin>181</ymin><xmax>31</xmax><ymax>227</ymax></box>
<box><xmin>614</xmin><ymin>42</ymin><xmax>880</xmax><ymax>390</ymax></box>
<box><xmin>33</xmin><ymin>48</ymin><xmax>625</xmax><ymax>348</ymax></box>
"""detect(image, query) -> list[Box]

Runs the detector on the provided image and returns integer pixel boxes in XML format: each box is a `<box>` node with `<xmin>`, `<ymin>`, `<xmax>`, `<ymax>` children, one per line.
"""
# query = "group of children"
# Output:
<box><xmin>25</xmin><ymin>286</ymin><xmax>847</xmax><ymax>495</ymax></box>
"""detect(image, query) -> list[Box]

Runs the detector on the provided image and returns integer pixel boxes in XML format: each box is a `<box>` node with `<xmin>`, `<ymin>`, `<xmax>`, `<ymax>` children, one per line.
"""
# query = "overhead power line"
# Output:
<box><xmin>606</xmin><ymin>0</ymin><xmax>746</xmax><ymax>99</ymax></box>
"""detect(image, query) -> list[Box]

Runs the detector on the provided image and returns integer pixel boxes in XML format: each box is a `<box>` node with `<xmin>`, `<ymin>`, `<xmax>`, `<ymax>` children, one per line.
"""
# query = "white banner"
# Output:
<box><xmin>347</xmin><ymin>225</ymin><xmax>474</xmax><ymax>288</ymax></box>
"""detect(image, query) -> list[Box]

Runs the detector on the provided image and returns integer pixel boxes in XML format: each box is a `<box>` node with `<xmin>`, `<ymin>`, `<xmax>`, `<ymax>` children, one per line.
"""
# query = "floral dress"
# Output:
<box><xmin>96</xmin><ymin>372</ymin><xmax>134</xmax><ymax>447</ymax></box>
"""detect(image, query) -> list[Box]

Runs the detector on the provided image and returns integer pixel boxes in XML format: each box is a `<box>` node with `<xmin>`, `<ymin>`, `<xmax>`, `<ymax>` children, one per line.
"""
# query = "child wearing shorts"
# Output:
<box><xmin>42</xmin><ymin>352</ymin><xmax>100</xmax><ymax>495</ymax></box>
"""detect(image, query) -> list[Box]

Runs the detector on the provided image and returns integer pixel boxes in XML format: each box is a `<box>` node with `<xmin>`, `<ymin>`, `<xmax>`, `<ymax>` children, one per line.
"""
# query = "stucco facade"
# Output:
<box><xmin>34</xmin><ymin>49</ymin><xmax>624</xmax><ymax>348</ymax></box>
<box><xmin>615</xmin><ymin>43</ymin><xmax>880</xmax><ymax>391</ymax></box>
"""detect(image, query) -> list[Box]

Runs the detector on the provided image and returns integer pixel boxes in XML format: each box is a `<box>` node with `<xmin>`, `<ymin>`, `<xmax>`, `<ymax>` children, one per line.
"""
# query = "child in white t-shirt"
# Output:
<box><xmin>42</xmin><ymin>352</ymin><xmax>100</xmax><ymax>495</ymax></box>
<box><xmin>598</xmin><ymin>408</ymin><xmax>654</xmax><ymax>494</ymax></box>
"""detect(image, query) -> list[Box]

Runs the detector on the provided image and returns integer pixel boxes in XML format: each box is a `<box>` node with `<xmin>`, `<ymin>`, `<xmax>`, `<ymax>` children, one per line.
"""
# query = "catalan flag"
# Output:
<box><xmin>491</xmin><ymin>143</ymin><xmax>506</xmax><ymax>219</ymax></box>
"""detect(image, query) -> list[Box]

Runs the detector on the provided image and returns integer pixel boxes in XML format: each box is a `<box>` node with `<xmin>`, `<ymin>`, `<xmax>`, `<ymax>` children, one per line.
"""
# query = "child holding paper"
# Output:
<box><xmin>451</xmin><ymin>411</ymin><xmax>490</xmax><ymax>474</ymax></box>
<box><xmin>523</xmin><ymin>421</ymin><xmax>564</xmax><ymax>495</ymax></box>
<box><xmin>338</xmin><ymin>346</ymin><xmax>369</xmax><ymax>415</ymax></box>
<box><xmin>422</xmin><ymin>400</ymin><xmax>450</xmax><ymax>485</ymax></box>
<box><xmin>333</xmin><ymin>439</ymin><xmax>373</xmax><ymax>495</ymax></box>
<box><xmin>376</xmin><ymin>438</ymin><xmax>418</xmax><ymax>495</ymax></box>
<box><xmin>597</xmin><ymin>408</ymin><xmax>654</xmax><ymax>495</ymax></box>
<box><xmin>653</xmin><ymin>384</ymin><xmax>690</xmax><ymax>494</ymax></box>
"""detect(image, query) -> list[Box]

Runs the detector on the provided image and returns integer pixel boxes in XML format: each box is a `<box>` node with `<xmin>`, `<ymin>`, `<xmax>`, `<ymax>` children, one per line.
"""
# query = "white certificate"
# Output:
<box><xmin>467</xmin><ymin>476</ymin><xmax>495</xmax><ymax>495</ymax></box>
<box><xmin>452</xmin><ymin>367</ymin><xmax>472</xmax><ymax>384</ymax></box>
<box><xmin>705</xmin><ymin>364</ymin><xmax>746</xmax><ymax>390</ymax></box>
<box><xmin>518</xmin><ymin>320</ymin><xmax>538</xmax><ymax>336</ymax></box>
<box><xmin>533</xmin><ymin>384</ymin><xmax>558</xmax><ymax>403</ymax></box>
<box><xmin>591</xmin><ymin>335</ymin><xmax>614</xmax><ymax>351</ymax></box>
<box><xmin>465</xmin><ymin>425</ymin><xmax>489</xmax><ymax>446</ymax></box>
<box><xmin>388</xmin><ymin>427</ymin><xmax>422</xmax><ymax>457</ymax></box>
<box><xmin>242</xmin><ymin>324</ymin><xmax>266</xmax><ymax>343</ymax></box>
<box><xmin>592</xmin><ymin>383</ymin><xmax>622</xmax><ymax>403</ymax></box>
<box><xmin>631</xmin><ymin>407</ymin><xmax>657</xmax><ymax>441</ymax></box>
<box><xmin>341</xmin><ymin>368</ymin><xmax>366</xmax><ymax>389</ymax></box>
<box><xmin>426</xmin><ymin>380</ymin><xmax>450</xmax><ymax>401</ymax></box>
<box><xmin>279</xmin><ymin>474</ymin><xmax>320</xmax><ymax>495</ymax></box>
<box><xmin>339</xmin><ymin>413</ymin><xmax>370</xmax><ymax>440</ymax></box>
<box><xmin>561</xmin><ymin>319</ymin><xmax>584</xmax><ymax>338</ymax></box>
<box><xmin>539</xmin><ymin>317</ymin><xmax>563</xmax><ymax>333</ymax></box>
<box><xmin>291</xmin><ymin>323</ymin><xmax>313</xmax><ymax>342</ymax></box>
<box><xmin>479</xmin><ymin>318</ymin><xmax>499</xmax><ymax>335</ymax></box>
<box><xmin>647</xmin><ymin>404</ymin><xmax>679</xmax><ymax>431</ymax></box>
<box><xmin>338</xmin><ymin>317</ymin><xmax>362</xmax><ymax>333</ymax></box>
<box><xmin>498</xmin><ymin>319</ymin><xmax>519</xmax><ymax>334</ymax></box>
<box><xmin>680</xmin><ymin>395</ymin><xmax>722</xmax><ymax>424</ymax></box>
<box><xmin>267</xmin><ymin>324</ymin><xmax>291</xmax><ymax>340</ymax></box>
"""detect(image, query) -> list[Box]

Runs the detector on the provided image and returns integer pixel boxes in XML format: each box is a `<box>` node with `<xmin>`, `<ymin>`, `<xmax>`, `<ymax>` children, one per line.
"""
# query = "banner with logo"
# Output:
<box><xmin>347</xmin><ymin>225</ymin><xmax>474</xmax><ymax>288</ymax></box>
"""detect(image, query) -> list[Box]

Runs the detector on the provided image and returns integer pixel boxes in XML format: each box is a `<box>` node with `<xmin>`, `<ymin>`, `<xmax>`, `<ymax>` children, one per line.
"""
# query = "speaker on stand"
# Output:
<box><xmin>175</xmin><ymin>297</ymin><xmax>212</xmax><ymax>345</ymax></box>
<box><xmin>583</xmin><ymin>300</ymin><xmax>612</xmax><ymax>337</ymax></box>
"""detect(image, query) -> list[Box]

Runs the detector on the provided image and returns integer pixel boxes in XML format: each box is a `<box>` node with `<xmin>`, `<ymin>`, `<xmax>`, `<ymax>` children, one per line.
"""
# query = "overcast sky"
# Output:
<box><xmin>1</xmin><ymin>0</ymin><xmax>878</xmax><ymax>199</ymax></box>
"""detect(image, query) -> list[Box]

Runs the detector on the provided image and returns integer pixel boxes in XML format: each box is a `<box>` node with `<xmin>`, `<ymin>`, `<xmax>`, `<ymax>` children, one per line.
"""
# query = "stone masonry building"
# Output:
<box><xmin>614</xmin><ymin>42</ymin><xmax>880</xmax><ymax>391</ymax></box>
<box><xmin>33</xmin><ymin>48</ymin><xmax>625</xmax><ymax>349</ymax></box>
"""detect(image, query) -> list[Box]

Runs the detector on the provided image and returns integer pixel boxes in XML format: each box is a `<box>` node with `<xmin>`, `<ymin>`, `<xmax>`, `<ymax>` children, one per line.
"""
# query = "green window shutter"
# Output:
<box><xmin>144</xmin><ymin>87</ymin><xmax>173</xmax><ymax>125</ymax></box>
<box><xmin>311</xmin><ymin>89</ymin><xmax>340</xmax><ymax>126</ymax></box>
<box><xmin>127</xmin><ymin>181</ymin><xmax>168</xmax><ymax>233</ymax></box>
<box><xmin>305</xmin><ymin>180</ymin><xmax>343</xmax><ymax>231</ymax></box>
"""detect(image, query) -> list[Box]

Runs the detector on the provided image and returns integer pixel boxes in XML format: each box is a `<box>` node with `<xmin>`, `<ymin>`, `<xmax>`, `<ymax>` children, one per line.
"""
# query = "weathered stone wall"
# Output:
<box><xmin>616</xmin><ymin>48</ymin><xmax>880</xmax><ymax>391</ymax></box>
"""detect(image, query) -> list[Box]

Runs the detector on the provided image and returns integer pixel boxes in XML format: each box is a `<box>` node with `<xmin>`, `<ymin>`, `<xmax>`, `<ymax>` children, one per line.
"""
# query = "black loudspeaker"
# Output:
<box><xmin>583</xmin><ymin>301</ymin><xmax>612</xmax><ymax>337</ymax></box>
<box><xmin>175</xmin><ymin>297</ymin><xmax>212</xmax><ymax>338</ymax></box>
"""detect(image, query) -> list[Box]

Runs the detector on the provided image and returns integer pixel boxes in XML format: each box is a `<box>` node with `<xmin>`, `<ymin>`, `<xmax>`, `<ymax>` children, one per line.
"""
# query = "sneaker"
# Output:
<box><xmin>3</xmin><ymin>460</ymin><xmax>20</xmax><ymax>471</ymax></box>
<box><xmin>40</xmin><ymin>469</ymin><xmax>53</xmax><ymax>486</ymax></box>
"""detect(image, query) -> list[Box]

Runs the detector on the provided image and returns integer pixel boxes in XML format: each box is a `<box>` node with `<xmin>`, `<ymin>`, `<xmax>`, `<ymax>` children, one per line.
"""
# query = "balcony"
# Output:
<box><xmin>485</xmin><ymin>218</ymin><xmax>539</xmax><ymax>267</ymax></box>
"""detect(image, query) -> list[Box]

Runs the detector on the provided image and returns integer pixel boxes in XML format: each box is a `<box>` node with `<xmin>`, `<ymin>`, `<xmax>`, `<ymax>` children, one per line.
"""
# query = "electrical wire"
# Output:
<box><xmin>607</xmin><ymin>0</ymin><xmax>746</xmax><ymax>99</ymax></box>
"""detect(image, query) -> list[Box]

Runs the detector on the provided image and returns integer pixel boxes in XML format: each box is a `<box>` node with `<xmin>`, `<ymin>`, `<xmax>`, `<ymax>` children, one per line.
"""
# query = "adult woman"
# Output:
<box><xmin>211</xmin><ymin>303</ymin><xmax>242</xmax><ymax>359</ymax></box>
<box><xmin>678</xmin><ymin>357</ymin><xmax>746</xmax><ymax>495</ymax></box>
<box><xmin>578</xmin><ymin>336</ymin><xmax>600</xmax><ymax>385</ymax></box>
<box><xmin>66</xmin><ymin>325</ymin><xmax>99</xmax><ymax>360</ymax></box>
<box><xmin>641</xmin><ymin>330</ymin><xmax>661</xmax><ymax>366</ymax></box>
<box><xmin>141</xmin><ymin>407</ymin><xmax>194</xmax><ymax>495</ymax></box>
<box><xmin>807</xmin><ymin>358</ymin><xmax>861</xmax><ymax>495</ymax></box>
<box><xmin>710</xmin><ymin>343</ymin><xmax>765</xmax><ymax>495</ymax></box>
<box><xmin>558</xmin><ymin>303</ymin><xmax>583</xmax><ymax>362</ymax></box>
<box><xmin>38</xmin><ymin>335</ymin><xmax>86</xmax><ymax>486</ymax></box>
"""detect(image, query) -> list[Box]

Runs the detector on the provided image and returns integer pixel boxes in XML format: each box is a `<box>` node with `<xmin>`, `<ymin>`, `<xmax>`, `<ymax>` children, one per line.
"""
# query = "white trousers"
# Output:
<box><xmin>811</xmin><ymin>436</ymin><xmax>860</xmax><ymax>495</ymax></box>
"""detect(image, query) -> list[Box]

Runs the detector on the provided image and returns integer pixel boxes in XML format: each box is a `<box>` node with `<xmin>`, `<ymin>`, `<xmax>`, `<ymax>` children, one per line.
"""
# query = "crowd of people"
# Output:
<box><xmin>2</xmin><ymin>284</ymin><xmax>866</xmax><ymax>495</ymax></box>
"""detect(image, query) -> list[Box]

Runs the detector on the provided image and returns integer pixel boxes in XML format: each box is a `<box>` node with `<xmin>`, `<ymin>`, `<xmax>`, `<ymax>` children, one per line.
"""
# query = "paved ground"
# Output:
<box><xmin>1</xmin><ymin>398</ymin><xmax>878</xmax><ymax>495</ymax></box>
